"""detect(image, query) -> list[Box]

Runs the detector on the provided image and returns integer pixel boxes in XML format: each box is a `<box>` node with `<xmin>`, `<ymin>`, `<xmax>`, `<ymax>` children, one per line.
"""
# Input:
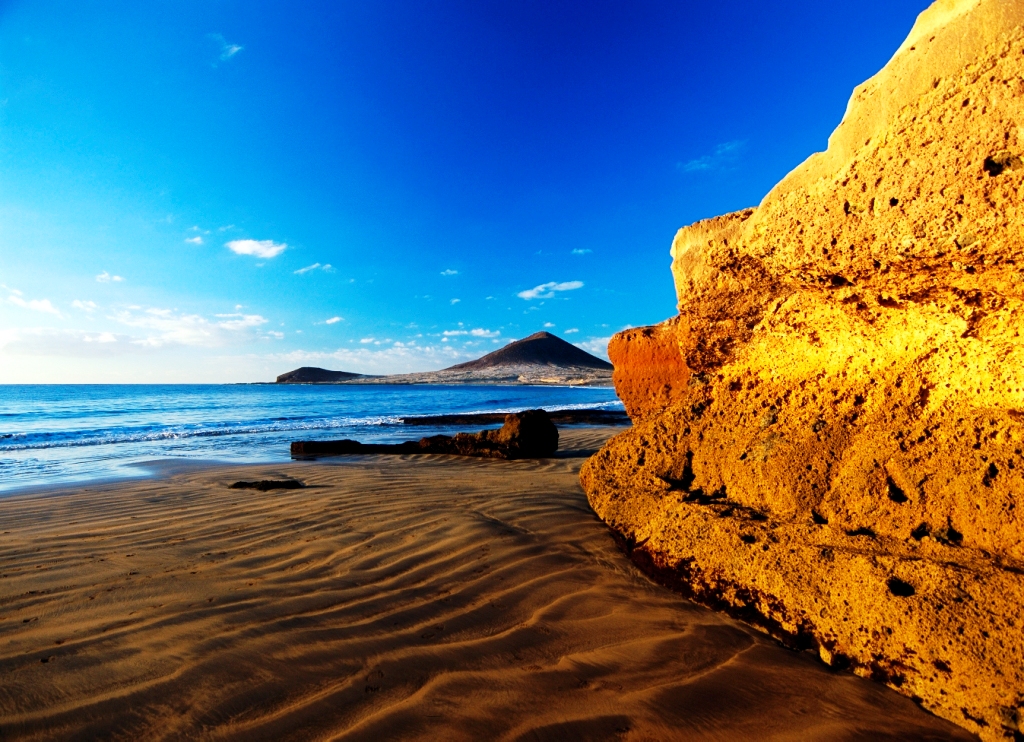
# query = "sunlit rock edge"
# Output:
<box><xmin>581</xmin><ymin>1</ymin><xmax>1024</xmax><ymax>737</ymax></box>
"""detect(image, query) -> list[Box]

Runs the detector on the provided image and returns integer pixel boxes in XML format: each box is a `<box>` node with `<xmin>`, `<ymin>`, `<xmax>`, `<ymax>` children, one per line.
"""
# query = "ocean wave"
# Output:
<box><xmin>0</xmin><ymin>416</ymin><xmax>405</xmax><ymax>452</ymax></box>
<box><xmin>0</xmin><ymin>398</ymin><xmax>624</xmax><ymax>454</ymax></box>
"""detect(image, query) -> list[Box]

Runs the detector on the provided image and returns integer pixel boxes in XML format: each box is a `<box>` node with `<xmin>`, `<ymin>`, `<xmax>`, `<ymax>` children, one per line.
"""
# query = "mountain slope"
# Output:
<box><xmin>446</xmin><ymin>332</ymin><xmax>611</xmax><ymax>372</ymax></box>
<box><xmin>274</xmin><ymin>332</ymin><xmax>612</xmax><ymax>386</ymax></box>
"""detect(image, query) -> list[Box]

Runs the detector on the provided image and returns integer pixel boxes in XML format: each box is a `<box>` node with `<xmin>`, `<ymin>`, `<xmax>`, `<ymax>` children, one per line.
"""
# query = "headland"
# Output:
<box><xmin>275</xmin><ymin>332</ymin><xmax>614</xmax><ymax>387</ymax></box>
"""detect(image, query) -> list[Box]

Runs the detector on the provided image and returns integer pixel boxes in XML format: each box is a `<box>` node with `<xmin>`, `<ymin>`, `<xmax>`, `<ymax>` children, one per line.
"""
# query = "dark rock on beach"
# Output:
<box><xmin>292</xmin><ymin>409</ymin><xmax>559</xmax><ymax>460</ymax></box>
<box><xmin>229</xmin><ymin>479</ymin><xmax>305</xmax><ymax>491</ymax></box>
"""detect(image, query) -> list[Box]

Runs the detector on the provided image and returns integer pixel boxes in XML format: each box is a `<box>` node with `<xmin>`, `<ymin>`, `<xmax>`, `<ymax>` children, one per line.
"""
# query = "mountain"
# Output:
<box><xmin>445</xmin><ymin>332</ymin><xmax>611</xmax><ymax>372</ymax></box>
<box><xmin>274</xmin><ymin>332</ymin><xmax>613</xmax><ymax>386</ymax></box>
<box><xmin>275</xmin><ymin>367</ymin><xmax>366</xmax><ymax>383</ymax></box>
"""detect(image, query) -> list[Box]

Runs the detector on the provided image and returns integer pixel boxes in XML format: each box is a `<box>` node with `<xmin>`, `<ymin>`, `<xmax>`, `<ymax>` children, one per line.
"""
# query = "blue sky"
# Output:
<box><xmin>0</xmin><ymin>0</ymin><xmax>929</xmax><ymax>382</ymax></box>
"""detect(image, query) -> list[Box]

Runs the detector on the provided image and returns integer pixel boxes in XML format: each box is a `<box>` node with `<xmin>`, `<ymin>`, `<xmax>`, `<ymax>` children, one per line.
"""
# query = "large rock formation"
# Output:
<box><xmin>581</xmin><ymin>1</ymin><xmax>1024</xmax><ymax>738</ymax></box>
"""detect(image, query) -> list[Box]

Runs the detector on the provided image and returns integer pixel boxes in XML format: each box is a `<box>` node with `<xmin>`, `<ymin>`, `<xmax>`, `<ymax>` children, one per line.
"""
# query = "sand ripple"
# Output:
<box><xmin>0</xmin><ymin>429</ymin><xmax>970</xmax><ymax>740</ymax></box>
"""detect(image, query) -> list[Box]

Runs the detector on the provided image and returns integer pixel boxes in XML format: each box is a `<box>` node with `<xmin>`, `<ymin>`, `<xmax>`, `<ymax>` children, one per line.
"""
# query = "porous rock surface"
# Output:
<box><xmin>581</xmin><ymin>1</ymin><xmax>1024</xmax><ymax>738</ymax></box>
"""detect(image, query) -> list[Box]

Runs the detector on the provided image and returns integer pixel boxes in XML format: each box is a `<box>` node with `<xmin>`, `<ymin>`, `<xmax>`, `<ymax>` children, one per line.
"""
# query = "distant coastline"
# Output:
<box><xmin>273</xmin><ymin>331</ymin><xmax>614</xmax><ymax>387</ymax></box>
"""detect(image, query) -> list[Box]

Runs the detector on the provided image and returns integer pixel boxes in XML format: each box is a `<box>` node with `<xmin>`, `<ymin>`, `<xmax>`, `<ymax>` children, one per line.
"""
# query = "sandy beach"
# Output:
<box><xmin>0</xmin><ymin>427</ymin><xmax>969</xmax><ymax>740</ymax></box>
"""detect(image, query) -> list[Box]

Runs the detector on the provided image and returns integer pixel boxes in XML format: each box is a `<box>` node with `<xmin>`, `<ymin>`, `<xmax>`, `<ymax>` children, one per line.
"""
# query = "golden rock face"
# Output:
<box><xmin>582</xmin><ymin>1</ymin><xmax>1024</xmax><ymax>737</ymax></box>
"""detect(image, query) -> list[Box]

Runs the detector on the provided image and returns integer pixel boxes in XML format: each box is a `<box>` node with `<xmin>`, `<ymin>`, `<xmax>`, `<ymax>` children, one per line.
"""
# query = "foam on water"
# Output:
<box><xmin>0</xmin><ymin>384</ymin><xmax>622</xmax><ymax>493</ymax></box>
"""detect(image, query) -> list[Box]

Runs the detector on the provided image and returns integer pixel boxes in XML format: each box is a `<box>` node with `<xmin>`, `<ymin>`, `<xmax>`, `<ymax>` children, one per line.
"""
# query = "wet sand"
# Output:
<box><xmin>0</xmin><ymin>428</ymin><xmax>970</xmax><ymax>740</ymax></box>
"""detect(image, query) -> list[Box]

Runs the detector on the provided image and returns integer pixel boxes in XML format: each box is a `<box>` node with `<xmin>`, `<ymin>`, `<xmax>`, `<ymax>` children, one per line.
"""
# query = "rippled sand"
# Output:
<box><xmin>0</xmin><ymin>428</ymin><xmax>969</xmax><ymax>740</ymax></box>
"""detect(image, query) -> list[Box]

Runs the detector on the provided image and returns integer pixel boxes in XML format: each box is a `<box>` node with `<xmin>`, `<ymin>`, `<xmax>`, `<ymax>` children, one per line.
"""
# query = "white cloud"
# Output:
<box><xmin>450</xmin><ymin>298</ymin><xmax>460</xmax><ymax>304</ymax></box>
<box><xmin>226</xmin><ymin>239</ymin><xmax>287</xmax><ymax>259</ymax></box>
<box><xmin>213</xmin><ymin>312</ymin><xmax>268</xmax><ymax>331</ymax></box>
<box><xmin>543</xmin><ymin>322</ymin><xmax>555</xmax><ymax>328</ymax></box>
<box><xmin>0</xmin><ymin>328</ymin><xmax>138</xmax><ymax>357</ymax></box>
<box><xmin>325</xmin><ymin>316</ymin><xmax>342</xmax><ymax>324</ymax></box>
<box><xmin>185</xmin><ymin>236</ymin><xmax>204</xmax><ymax>245</ymax></box>
<box><xmin>218</xmin><ymin>224</ymin><xmax>235</xmax><ymax>232</ymax></box>
<box><xmin>209</xmin><ymin>33</ymin><xmax>244</xmax><ymax>62</ymax></box>
<box><xmin>680</xmin><ymin>140</ymin><xmax>746</xmax><ymax>173</ymax></box>
<box><xmin>440</xmin><ymin>269</ymin><xmax>458</xmax><ymax>276</ymax></box>
<box><xmin>111</xmin><ymin>307</ymin><xmax>268</xmax><ymax>348</ymax></box>
<box><xmin>574</xmin><ymin>336</ymin><xmax>612</xmax><ymax>360</ymax></box>
<box><xmin>517</xmin><ymin>280</ymin><xmax>583</xmax><ymax>300</ymax></box>
<box><xmin>265</xmin><ymin>342</ymin><xmax>479</xmax><ymax>375</ymax></box>
<box><xmin>96</xmin><ymin>271</ymin><xmax>124</xmax><ymax>283</ymax></box>
<box><xmin>294</xmin><ymin>262</ymin><xmax>334</xmax><ymax>275</ymax></box>
<box><xmin>72</xmin><ymin>300</ymin><xmax>97</xmax><ymax>312</ymax></box>
<box><xmin>8</xmin><ymin>294</ymin><xmax>61</xmax><ymax>316</ymax></box>
<box><xmin>565</xmin><ymin>328</ymin><xmax>579</xmax><ymax>334</ymax></box>
<box><xmin>360</xmin><ymin>337</ymin><xmax>375</xmax><ymax>344</ymax></box>
<box><xmin>265</xmin><ymin>331</ymin><xmax>284</xmax><ymax>340</ymax></box>
<box><xmin>571</xmin><ymin>249</ymin><xmax>592</xmax><ymax>255</ymax></box>
<box><xmin>443</xmin><ymin>327</ymin><xmax>499</xmax><ymax>338</ymax></box>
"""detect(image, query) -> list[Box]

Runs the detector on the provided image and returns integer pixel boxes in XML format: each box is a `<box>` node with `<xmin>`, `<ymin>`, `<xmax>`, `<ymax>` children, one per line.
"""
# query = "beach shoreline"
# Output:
<box><xmin>0</xmin><ymin>427</ymin><xmax>970</xmax><ymax>740</ymax></box>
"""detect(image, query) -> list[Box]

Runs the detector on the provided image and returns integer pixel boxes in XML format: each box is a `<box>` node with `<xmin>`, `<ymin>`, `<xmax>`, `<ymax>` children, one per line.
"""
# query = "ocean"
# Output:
<box><xmin>0</xmin><ymin>384</ymin><xmax>623</xmax><ymax>494</ymax></box>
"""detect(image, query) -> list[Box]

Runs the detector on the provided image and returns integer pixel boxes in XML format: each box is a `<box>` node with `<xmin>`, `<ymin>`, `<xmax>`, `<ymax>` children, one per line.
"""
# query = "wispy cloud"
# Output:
<box><xmin>72</xmin><ymin>300</ymin><xmax>97</xmax><ymax>312</ymax></box>
<box><xmin>185</xmin><ymin>236</ymin><xmax>204</xmax><ymax>245</ymax></box>
<box><xmin>213</xmin><ymin>312</ymin><xmax>268</xmax><ymax>331</ymax></box>
<box><xmin>111</xmin><ymin>307</ymin><xmax>268</xmax><ymax>347</ymax></box>
<box><xmin>565</xmin><ymin>328</ymin><xmax>578</xmax><ymax>334</ymax></box>
<box><xmin>0</xmin><ymin>328</ymin><xmax>138</xmax><ymax>357</ymax></box>
<box><xmin>543</xmin><ymin>322</ymin><xmax>555</xmax><ymax>328</ymax></box>
<box><xmin>679</xmin><ymin>140</ymin><xmax>746</xmax><ymax>173</ymax></box>
<box><xmin>294</xmin><ymin>262</ymin><xmax>334</xmax><ymax>275</ymax></box>
<box><xmin>450</xmin><ymin>298</ymin><xmax>460</xmax><ymax>304</ymax></box>
<box><xmin>442</xmin><ymin>328</ymin><xmax>500</xmax><ymax>338</ymax></box>
<box><xmin>267</xmin><ymin>343</ymin><xmax>479</xmax><ymax>375</ymax></box>
<box><xmin>8</xmin><ymin>293</ymin><xmax>61</xmax><ymax>316</ymax></box>
<box><xmin>517</xmin><ymin>280</ymin><xmax>583</xmax><ymax>300</ymax></box>
<box><xmin>226</xmin><ymin>239</ymin><xmax>287</xmax><ymax>259</ymax></box>
<box><xmin>574</xmin><ymin>336</ymin><xmax>611</xmax><ymax>360</ymax></box>
<box><xmin>208</xmin><ymin>33</ymin><xmax>244</xmax><ymax>62</ymax></box>
<box><xmin>325</xmin><ymin>316</ymin><xmax>342</xmax><ymax>325</ymax></box>
<box><xmin>571</xmin><ymin>249</ymin><xmax>591</xmax><ymax>255</ymax></box>
<box><xmin>96</xmin><ymin>271</ymin><xmax>124</xmax><ymax>283</ymax></box>
<box><xmin>440</xmin><ymin>269</ymin><xmax>458</xmax><ymax>276</ymax></box>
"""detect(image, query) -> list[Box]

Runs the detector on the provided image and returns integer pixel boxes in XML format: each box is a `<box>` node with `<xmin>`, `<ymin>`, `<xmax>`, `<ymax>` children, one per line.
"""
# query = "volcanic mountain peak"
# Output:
<box><xmin>445</xmin><ymin>331</ymin><xmax>612</xmax><ymax>372</ymax></box>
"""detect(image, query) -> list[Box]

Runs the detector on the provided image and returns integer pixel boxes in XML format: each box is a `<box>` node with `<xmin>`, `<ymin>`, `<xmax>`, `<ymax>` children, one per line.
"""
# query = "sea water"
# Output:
<box><xmin>0</xmin><ymin>384</ymin><xmax>623</xmax><ymax>493</ymax></box>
